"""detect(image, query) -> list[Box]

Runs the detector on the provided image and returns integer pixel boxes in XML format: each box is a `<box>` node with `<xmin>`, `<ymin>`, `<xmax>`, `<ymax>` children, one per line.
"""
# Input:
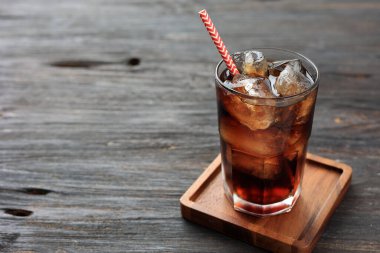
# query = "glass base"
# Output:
<box><xmin>224</xmin><ymin>182</ymin><xmax>301</xmax><ymax>217</ymax></box>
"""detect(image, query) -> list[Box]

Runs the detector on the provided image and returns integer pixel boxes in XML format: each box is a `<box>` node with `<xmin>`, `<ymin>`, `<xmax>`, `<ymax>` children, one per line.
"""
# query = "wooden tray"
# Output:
<box><xmin>180</xmin><ymin>153</ymin><xmax>352</xmax><ymax>253</ymax></box>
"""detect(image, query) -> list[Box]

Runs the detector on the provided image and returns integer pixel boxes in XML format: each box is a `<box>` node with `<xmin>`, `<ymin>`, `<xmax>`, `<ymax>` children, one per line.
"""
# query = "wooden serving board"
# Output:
<box><xmin>180</xmin><ymin>153</ymin><xmax>352</xmax><ymax>253</ymax></box>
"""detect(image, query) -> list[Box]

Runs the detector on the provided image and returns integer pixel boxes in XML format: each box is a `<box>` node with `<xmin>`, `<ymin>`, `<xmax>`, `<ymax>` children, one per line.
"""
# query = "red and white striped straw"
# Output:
<box><xmin>198</xmin><ymin>9</ymin><xmax>240</xmax><ymax>76</ymax></box>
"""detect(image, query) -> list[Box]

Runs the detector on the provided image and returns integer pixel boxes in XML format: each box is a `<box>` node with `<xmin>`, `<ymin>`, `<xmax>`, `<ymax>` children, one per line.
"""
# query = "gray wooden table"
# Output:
<box><xmin>1</xmin><ymin>0</ymin><xmax>379</xmax><ymax>252</ymax></box>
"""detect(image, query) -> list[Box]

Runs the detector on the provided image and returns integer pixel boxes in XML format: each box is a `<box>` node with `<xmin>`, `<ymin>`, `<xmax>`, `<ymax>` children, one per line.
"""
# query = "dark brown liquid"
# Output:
<box><xmin>217</xmin><ymin>69</ymin><xmax>317</xmax><ymax>207</ymax></box>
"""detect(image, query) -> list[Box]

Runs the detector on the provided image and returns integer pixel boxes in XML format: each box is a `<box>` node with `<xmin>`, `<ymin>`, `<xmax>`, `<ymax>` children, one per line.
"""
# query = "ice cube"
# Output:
<box><xmin>286</xmin><ymin>124</ymin><xmax>309</xmax><ymax>147</ymax></box>
<box><xmin>274</xmin><ymin>61</ymin><xmax>313</xmax><ymax>97</ymax></box>
<box><xmin>231</xmin><ymin>150</ymin><xmax>283</xmax><ymax>180</ymax></box>
<box><xmin>269</xmin><ymin>59</ymin><xmax>305</xmax><ymax>76</ymax></box>
<box><xmin>219</xmin><ymin>114</ymin><xmax>286</xmax><ymax>156</ymax></box>
<box><xmin>231</xmin><ymin>74</ymin><xmax>250</xmax><ymax>87</ymax></box>
<box><xmin>247</xmin><ymin>79</ymin><xmax>274</xmax><ymax>98</ymax></box>
<box><xmin>218</xmin><ymin>77</ymin><xmax>277</xmax><ymax>130</ymax></box>
<box><xmin>231</xmin><ymin>75</ymin><xmax>274</xmax><ymax>98</ymax></box>
<box><xmin>220</xmin><ymin>94</ymin><xmax>276</xmax><ymax>131</ymax></box>
<box><xmin>295</xmin><ymin>88</ymin><xmax>317</xmax><ymax>125</ymax></box>
<box><xmin>283</xmin><ymin>123</ymin><xmax>310</xmax><ymax>161</ymax></box>
<box><xmin>269</xmin><ymin>67</ymin><xmax>282</xmax><ymax>77</ymax></box>
<box><xmin>286</xmin><ymin>59</ymin><xmax>302</xmax><ymax>72</ymax></box>
<box><xmin>268</xmin><ymin>75</ymin><xmax>279</xmax><ymax>97</ymax></box>
<box><xmin>233</xmin><ymin>50</ymin><xmax>269</xmax><ymax>78</ymax></box>
<box><xmin>223</xmin><ymin>80</ymin><xmax>234</xmax><ymax>89</ymax></box>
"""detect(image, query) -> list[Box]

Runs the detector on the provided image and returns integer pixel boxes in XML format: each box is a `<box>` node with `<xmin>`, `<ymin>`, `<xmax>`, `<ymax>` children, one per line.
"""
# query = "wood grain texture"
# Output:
<box><xmin>0</xmin><ymin>0</ymin><xmax>379</xmax><ymax>252</ymax></box>
<box><xmin>180</xmin><ymin>153</ymin><xmax>352</xmax><ymax>253</ymax></box>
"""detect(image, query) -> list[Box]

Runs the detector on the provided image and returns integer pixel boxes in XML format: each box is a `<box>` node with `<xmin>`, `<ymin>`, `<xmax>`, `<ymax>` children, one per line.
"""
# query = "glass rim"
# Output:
<box><xmin>215</xmin><ymin>47</ymin><xmax>320</xmax><ymax>101</ymax></box>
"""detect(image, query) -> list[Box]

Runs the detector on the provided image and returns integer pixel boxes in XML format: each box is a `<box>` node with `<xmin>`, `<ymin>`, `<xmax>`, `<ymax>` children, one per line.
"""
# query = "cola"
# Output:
<box><xmin>215</xmin><ymin>48</ymin><xmax>319</xmax><ymax>216</ymax></box>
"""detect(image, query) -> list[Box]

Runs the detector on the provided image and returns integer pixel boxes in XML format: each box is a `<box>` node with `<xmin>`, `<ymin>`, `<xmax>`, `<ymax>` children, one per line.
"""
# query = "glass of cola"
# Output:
<box><xmin>215</xmin><ymin>48</ymin><xmax>319</xmax><ymax>216</ymax></box>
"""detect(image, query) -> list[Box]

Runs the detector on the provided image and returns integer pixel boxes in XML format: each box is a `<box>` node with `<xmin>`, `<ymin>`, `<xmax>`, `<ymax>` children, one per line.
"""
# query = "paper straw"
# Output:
<box><xmin>198</xmin><ymin>9</ymin><xmax>240</xmax><ymax>76</ymax></box>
